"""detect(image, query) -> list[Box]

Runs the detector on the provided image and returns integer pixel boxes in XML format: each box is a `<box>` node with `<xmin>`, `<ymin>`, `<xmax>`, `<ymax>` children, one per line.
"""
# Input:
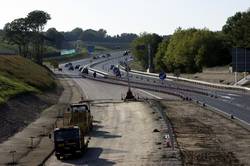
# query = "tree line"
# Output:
<box><xmin>1</xmin><ymin>10</ymin><xmax>138</xmax><ymax>64</ymax></box>
<box><xmin>3</xmin><ymin>10</ymin><xmax>50</xmax><ymax>64</ymax></box>
<box><xmin>45</xmin><ymin>27</ymin><xmax>138</xmax><ymax>49</ymax></box>
<box><xmin>132</xmin><ymin>9</ymin><xmax>250</xmax><ymax>73</ymax></box>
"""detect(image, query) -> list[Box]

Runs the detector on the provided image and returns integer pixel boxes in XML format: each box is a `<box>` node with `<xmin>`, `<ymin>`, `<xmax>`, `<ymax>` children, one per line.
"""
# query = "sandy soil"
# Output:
<box><xmin>46</xmin><ymin>101</ymin><xmax>182</xmax><ymax>166</ymax></box>
<box><xmin>171</xmin><ymin>66</ymin><xmax>245</xmax><ymax>85</ymax></box>
<box><xmin>162</xmin><ymin>100</ymin><xmax>250</xmax><ymax>166</ymax></box>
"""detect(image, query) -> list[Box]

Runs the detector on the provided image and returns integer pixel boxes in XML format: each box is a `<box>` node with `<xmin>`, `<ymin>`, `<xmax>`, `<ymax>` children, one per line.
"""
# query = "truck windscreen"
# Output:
<box><xmin>54</xmin><ymin>129</ymin><xmax>79</xmax><ymax>141</ymax></box>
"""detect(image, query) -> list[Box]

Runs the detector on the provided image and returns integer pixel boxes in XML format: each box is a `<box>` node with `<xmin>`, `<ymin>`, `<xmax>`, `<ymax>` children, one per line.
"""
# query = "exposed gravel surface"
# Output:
<box><xmin>163</xmin><ymin>100</ymin><xmax>250</xmax><ymax>165</ymax></box>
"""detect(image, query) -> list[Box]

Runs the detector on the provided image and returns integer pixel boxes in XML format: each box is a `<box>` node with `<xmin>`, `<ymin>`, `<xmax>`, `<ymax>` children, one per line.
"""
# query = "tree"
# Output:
<box><xmin>131</xmin><ymin>33</ymin><xmax>162</xmax><ymax>70</ymax></box>
<box><xmin>162</xmin><ymin>28</ymin><xmax>230</xmax><ymax>73</ymax></box>
<box><xmin>154</xmin><ymin>39</ymin><xmax>170</xmax><ymax>72</ymax></box>
<box><xmin>3</xmin><ymin>18</ymin><xmax>30</xmax><ymax>57</ymax></box>
<box><xmin>26</xmin><ymin>10</ymin><xmax>51</xmax><ymax>64</ymax></box>
<box><xmin>45</xmin><ymin>28</ymin><xmax>64</xmax><ymax>49</ymax></box>
<box><xmin>222</xmin><ymin>10</ymin><xmax>250</xmax><ymax>47</ymax></box>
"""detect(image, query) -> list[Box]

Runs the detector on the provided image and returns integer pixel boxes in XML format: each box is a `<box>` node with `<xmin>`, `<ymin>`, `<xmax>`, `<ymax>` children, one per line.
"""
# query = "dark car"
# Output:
<box><xmin>123</xmin><ymin>51</ymin><xmax>128</xmax><ymax>56</ymax></box>
<box><xmin>110</xmin><ymin>65</ymin><xmax>114</xmax><ymax>70</ymax></box>
<box><xmin>106</xmin><ymin>53</ymin><xmax>111</xmax><ymax>57</ymax></box>
<box><xmin>75</xmin><ymin>65</ymin><xmax>80</xmax><ymax>69</ymax></box>
<box><xmin>68</xmin><ymin>66</ymin><xmax>74</xmax><ymax>70</ymax></box>
<box><xmin>82</xmin><ymin>68</ymin><xmax>88</xmax><ymax>74</ymax></box>
<box><xmin>65</xmin><ymin>62</ymin><xmax>73</xmax><ymax>68</ymax></box>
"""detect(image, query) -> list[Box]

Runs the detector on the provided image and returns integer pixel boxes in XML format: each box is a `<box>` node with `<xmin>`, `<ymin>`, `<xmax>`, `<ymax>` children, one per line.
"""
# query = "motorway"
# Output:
<box><xmin>46</xmin><ymin>51</ymin><xmax>250</xmax><ymax>165</ymax></box>
<box><xmin>89</xmin><ymin>51</ymin><xmax>250</xmax><ymax>125</ymax></box>
<box><xmin>45</xmin><ymin>52</ymin><xmax>181</xmax><ymax>165</ymax></box>
<box><xmin>59</xmin><ymin>51</ymin><xmax>250</xmax><ymax>124</ymax></box>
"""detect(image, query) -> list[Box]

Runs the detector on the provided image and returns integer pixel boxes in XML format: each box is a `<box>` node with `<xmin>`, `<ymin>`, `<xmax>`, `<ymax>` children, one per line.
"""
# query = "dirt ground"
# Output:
<box><xmin>171</xmin><ymin>66</ymin><xmax>245</xmax><ymax>85</ymax></box>
<box><xmin>0</xmin><ymin>83</ymin><xmax>63</xmax><ymax>143</ymax></box>
<box><xmin>46</xmin><ymin>101</ymin><xmax>182</xmax><ymax>166</ymax></box>
<box><xmin>162</xmin><ymin>100</ymin><xmax>250</xmax><ymax>166</ymax></box>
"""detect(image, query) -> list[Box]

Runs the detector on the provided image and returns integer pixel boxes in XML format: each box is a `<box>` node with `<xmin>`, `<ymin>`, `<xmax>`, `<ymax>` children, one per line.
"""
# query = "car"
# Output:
<box><xmin>68</xmin><ymin>66</ymin><xmax>74</xmax><ymax>70</ymax></box>
<box><xmin>101</xmin><ymin>55</ymin><xmax>106</xmax><ymax>58</ymax></box>
<box><xmin>75</xmin><ymin>64</ymin><xmax>80</xmax><ymax>69</ymax></box>
<box><xmin>106</xmin><ymin>53</ymin><xmax>111</xmax><ymax>57</ymax></box>
<box><xmin>65</xmin><ymin>62</ymin><xmax>73</xmax><ymax>68</ymax></box>
<box><xmin>82</xmin><ymin>68</ymin><xmax>88</xmax><ymax>74</ymax></box>
<box><xmin>123</xmin><ymin>51</ymin><xmax>128</xmax><ymax>56</ymax></box>
<box><xmin>79</xmin><ymin>66</ymin><xmax>83</xmax><ymax>71</ymax></box>
<box><xmin>110</xmin><ymin>65</ymin><xmax>114</xmax><ymax>70</ymax></box>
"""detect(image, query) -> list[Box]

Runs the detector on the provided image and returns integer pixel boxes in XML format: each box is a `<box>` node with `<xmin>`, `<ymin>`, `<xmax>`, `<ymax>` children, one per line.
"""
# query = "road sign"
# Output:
<box><xmin>87</xmin><ymin>45</ymin><xmax>95</xmax><ymax>54</ymax></box>
<box><xmin>159</xmin><ymin>71</ymin><xmax>166</xmax><ymax>80</ymax></box>
<box><xmin>113</xmin><ymin>67</ymin><xmax>121</xmax><ymax>77</ymax></box>
<box><xmin>232</xmin><ymin>48</ymin><xmax>250</xmax><ymax>72</ymax></box>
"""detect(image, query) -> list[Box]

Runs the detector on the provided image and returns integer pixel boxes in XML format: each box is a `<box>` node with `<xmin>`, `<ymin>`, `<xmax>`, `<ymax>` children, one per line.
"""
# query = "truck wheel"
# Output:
<box><xmin>90</xmin><ymin>123</ymin><xmax>93</xmax><ymax>130</ymax></box>
<box><xmin>56</xmin><ymin>154</ymin><xmax>60</xmax><ymax>160</ymax></box>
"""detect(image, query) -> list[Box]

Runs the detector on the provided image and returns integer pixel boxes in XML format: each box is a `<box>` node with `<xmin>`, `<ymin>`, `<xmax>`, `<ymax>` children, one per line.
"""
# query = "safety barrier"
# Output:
<box><xmin>119</xmin><ymin>66</ymin><xmax>250</xmax><ymax>92</ymax></box>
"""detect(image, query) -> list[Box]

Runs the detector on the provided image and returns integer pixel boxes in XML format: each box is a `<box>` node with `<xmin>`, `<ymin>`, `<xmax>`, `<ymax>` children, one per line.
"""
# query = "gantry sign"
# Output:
<box><xmin>231</xmin><ymin>48</ymin><xmax>250</xmax><ymax>72</ymax></box>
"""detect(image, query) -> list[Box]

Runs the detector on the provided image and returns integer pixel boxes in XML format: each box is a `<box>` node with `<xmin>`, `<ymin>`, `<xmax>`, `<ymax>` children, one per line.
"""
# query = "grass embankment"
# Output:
<box><xmin>129</xmin><ymin>59</ymin><xmax>146</xmax><ymax>72</ymax></box>
<box><xmin>45</xmin><ymin>53</ymin><xmax>88</xmax><ymax>64</ymax></box>
<box><xmin>0</xmin><ymin>55</ymin><xmax>56</xmax><ymax>105</ymax></box>
<box><xmin>44</xmin><ymin>45</ymin><xmax>111</xmax><ymax>64</ymax></box>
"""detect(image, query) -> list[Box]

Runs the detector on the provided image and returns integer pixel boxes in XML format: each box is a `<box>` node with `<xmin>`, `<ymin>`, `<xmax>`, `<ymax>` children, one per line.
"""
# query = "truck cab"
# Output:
<box><xmin>53</xmin><ymin>126</ymin><xmax>88</xmax><ymax>159</ymax></box>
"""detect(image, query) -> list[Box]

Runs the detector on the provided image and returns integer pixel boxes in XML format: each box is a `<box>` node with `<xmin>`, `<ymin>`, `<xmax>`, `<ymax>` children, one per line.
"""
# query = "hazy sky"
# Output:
<box><xmin>0</xmin><ymin>0</ymin><xmax>249</xmax><ymax>35</ymax></box>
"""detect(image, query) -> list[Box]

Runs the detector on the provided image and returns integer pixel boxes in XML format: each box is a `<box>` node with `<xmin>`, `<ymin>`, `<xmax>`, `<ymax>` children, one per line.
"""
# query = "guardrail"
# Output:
<box><xmin>119</xmin><ymin>66</ymin><xmax>250</xmax><ymax>92</ymax></box>
<box><xmin>77</xmin><ymin>52</ymin><xmax>250</xmax><ymax>92</ymax></box>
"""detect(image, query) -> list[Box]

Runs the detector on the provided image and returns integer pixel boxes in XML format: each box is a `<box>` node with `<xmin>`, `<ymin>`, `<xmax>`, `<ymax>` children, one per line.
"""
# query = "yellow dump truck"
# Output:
<box><xmin>52</xmin><ymin>102</ymin><xmax>93</xmax><ymax>159</ymax></box>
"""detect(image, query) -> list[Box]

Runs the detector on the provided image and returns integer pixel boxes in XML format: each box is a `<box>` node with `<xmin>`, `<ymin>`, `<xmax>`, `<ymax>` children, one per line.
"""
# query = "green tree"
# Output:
<box><xmin>154</xmin><ymin>38</ymin><xmax>170</xmax><ymax>72</ymax></box>
<box><xmin>222</xmin><ymin>10</ymin><xmax>250</xmax><ymax>47</ymax></box>
<box><xmin>131</xmin><ymin>33</ymin><xmax>162</xmax><ymax>70</ymax></box>
<box><xmin>27</xmin><ymin>10</ymin><xmax>51</xmax><ymax>64</ymax></box>
<box><xmin>3</xmin><ymin>18</ymin><xmax>30</xmax><ymax>57</ymax></box>
<box><xmin>163</xmin><ymin>28</ymin><xmax>230</xmax><ymax>73</ymax></box>
<box><xmin>45</xmin><ymin>28</ymin><xmax>64</xmax><ymax>49</ymax></box>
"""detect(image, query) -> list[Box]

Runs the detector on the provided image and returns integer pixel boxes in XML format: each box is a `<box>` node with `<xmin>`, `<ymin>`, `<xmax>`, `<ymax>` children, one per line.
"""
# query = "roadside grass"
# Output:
<box><xmin>129</xmin><ymin>59</ymin><xmax>146</xmax><ymax>72</ymax></box>
<box><xmin>45</xmin><ymin>52</ymin><xmax>89</xmax><ymax>64</ymax></box>
<box><xmin>0</xmin><ymin>75</ymin><xmax>36</xmax><ymax>105</ymax></box>
<box><xmin>0</xmin><ymin>55</ymin><xmax>56</xmax><ymax>104</ymax></box>
<box><xmin>44</xmin><ymin>46</ymin><xmax>111</xmax><ymax>64</ymax></box>
<box><xmin>172</xmin><ymin>66</ymin><xmax>244</xmax><ymax>85</ymax></box>
<box><xmin>128</xmin><ymin>61</ymin><xmax>244</xmax><ymax>85</ymax></box>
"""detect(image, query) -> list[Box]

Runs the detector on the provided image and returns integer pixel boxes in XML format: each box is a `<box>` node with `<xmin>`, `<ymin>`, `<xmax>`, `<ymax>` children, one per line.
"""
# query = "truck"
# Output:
<box><xmin>52</xmin><ymin>101</ymin><xmax>93</xmax><ymax>159</ymax></box>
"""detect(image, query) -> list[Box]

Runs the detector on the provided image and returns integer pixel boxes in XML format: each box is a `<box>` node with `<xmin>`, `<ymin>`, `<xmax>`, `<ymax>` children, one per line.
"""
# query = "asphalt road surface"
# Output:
<box><xmin>86</xmin><ymin>52</ymin><xmax>250</xmax><ymax>125</ymax></box>
<box><xmin>46</xmin><ymin>51</ymin><xmax>250</xmax><ymax>165</ymax></box>
<box><xmin>45</xmin><ymin>55</ymin><xmax>180</xmax><ymax>165</ymax></box>
<box><xmin>46</xmin><ymin>101</ymin><xmax>178</xmax><ymax>165</ymax></box>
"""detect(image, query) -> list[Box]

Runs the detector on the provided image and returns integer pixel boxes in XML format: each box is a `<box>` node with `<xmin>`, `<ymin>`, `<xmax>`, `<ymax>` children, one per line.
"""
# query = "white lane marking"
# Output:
<box><xmin>137</xmin><ymin>89</ymin><xmax>163</xmax><ymax>99</ymax></box>
<box><xmin>227</xmin><ymin>93</ymin><xmax>240</xmax><ymax>97</ymax></box>
<box><xmin>220</xmin><ymin>95</ymin><xmax>232</xmax><ymax>99</ymax></box>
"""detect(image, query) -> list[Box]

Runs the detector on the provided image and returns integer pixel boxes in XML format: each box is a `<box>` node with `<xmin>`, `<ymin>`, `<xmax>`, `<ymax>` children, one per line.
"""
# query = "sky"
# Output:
<box><xmin>0</xmin><ymin>0</ymin><xmax>249</xmax><ymax>36</ymax></box>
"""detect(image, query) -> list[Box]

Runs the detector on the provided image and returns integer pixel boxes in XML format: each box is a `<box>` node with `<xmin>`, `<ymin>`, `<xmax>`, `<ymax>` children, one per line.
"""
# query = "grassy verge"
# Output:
<box><xmin>45</xmin><ymin>53</ymin><xmax>89</xmax><ymax>64</ymax></box>
<box><xmin>129</xmin><ymin>60</ymin><xmax>244</xmax><ymax>85</ymax></box>
<box><xmin>0</xmin><ymin>55</ymin><xmax>56</xmax><ymax>105</ymax></box>
<box><xmin>129</xmin><ymin>59</ymin><xmax>146</xmax><ymax>72</ymax></box>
